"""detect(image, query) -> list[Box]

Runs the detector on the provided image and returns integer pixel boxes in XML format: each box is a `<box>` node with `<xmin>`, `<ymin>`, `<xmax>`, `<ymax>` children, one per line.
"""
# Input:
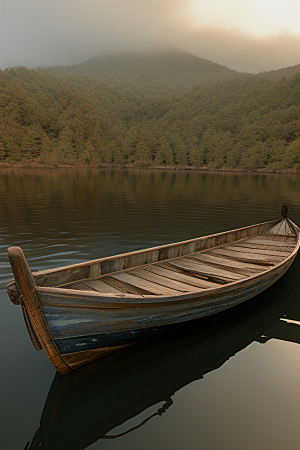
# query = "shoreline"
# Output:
<box><xmin>0</xmin><ymin>162</ymin><xmax>298</xmax><ymax>175</ymax></box>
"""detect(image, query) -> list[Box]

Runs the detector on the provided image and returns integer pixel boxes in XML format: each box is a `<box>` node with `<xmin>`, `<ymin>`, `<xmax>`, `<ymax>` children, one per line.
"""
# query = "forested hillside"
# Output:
<box><xmin>258</xmin><ymin>64</ymin><xmax>300</xmax><ymax>81</ymax></box>
<box><xmin>1</xmin><ymin>51</ymin><xmax>299</xmax><ymax>170</ymax></box>
<box><xmin>49</xmin><ymin>50</ymin><xmax>240</xmax><ymax>95</ymax></box>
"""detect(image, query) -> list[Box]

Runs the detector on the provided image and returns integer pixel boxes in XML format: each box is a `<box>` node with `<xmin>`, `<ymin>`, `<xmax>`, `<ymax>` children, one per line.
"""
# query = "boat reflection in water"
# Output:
<box><xmin>26</xmin><ymin>265</ymin><xmax>299</xmax><ymax>450</ymax></box>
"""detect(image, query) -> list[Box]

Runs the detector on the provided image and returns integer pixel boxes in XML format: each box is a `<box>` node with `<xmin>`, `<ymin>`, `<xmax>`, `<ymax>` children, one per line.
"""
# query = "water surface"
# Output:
<box><xmin>0</xmin><ymin>169</ymin><xmax>299</xmax><ymax>450</ymax></box>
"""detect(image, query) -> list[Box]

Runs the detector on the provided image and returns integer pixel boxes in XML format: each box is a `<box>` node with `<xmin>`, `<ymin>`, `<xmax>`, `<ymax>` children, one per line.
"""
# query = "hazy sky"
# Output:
<box><xmin>1</xmin><ymin>0</ymin><xmax>299</xmax><ymax>72</ymax></box>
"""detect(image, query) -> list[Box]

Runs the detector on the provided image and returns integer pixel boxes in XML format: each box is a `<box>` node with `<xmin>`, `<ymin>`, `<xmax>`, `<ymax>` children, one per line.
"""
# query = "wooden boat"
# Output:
<box><xmin>7</xmin><ymin>206</ymin><xmax>300</xmax><ymax>374</ymax></box>
<box><xmin>26</xmin><ymin>280</ymin><xmax>294</xmax><ymax>450</ymax></box>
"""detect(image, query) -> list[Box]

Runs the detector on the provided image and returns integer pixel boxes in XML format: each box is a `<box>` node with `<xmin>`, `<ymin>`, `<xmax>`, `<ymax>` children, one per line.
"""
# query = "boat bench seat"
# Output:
<box><xmin>60</xmin><ymin>234</ymin><xmax>297</xmax><ymax>296</ymax></box>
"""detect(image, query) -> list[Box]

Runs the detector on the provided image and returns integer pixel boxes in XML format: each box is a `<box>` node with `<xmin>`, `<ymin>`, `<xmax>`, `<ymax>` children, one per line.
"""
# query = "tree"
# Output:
<box><xmin>189</xmin><ymin>143</ymin><xmax>204</xmax><ymax>167</ymax></box>
<box><xmin>227</xmin><ymin>143</ymin><xmax>245</xmax><ymax>168</ymax></box>
<box><xmin>211</xmin><ymin>131</ymin><xmax>234</xmax><ymax>168</ymax></box>
<box><xmin>267</xmin><ymin>140</ymin><xmax>287</xmax><ymax>168</ymax></box>
<box><xmin>78</xmin><ymin>139</ymin><xmax>96</xmax><ymax>165</ymax></box>
<box><xmin>21</xmin><ymin>124</ymin><xmax>47</xmax><ymax>159</ymax></box>
<box><xmin>58</xmin><ymin>127</ymin><xmax>76</xmax><ymax>163</ymax></box>
<box><xmin>198</xmin><ymin>128</ymin><xmax>216</xmax><ymax>165</ymax></box>
<box><xmin>112</xmin><ymin>136</ymin><xmax>125</xmax><ymax>164</ymax></box>
<box><xmin>134</xmin><ymin>138</ymin><xmax>152</xmax><ymax>166</ymax></box>
<box><xmin>281</xmin><ymin>137</ymin><xmax>300</xmax><ymax>168</ymax></box>
<box><xmin>0</xmin><ymin>140</ymin><xmax>6</xmax><ymax>160</ymax></box>
<box><xmin>102</xmin><ymin>142</ymin><xmax>114</xmax><ymax>164</ymax></box>
<box><xmin>171</xmin><ymin>134</ymin><xmax>188</xmax><ymax>166</ymax></box>
<box><xmin>158</xmin><ymin>136</ymin><xmax>174</xmax><ymax>166</ymax></box>
<box><xmin>153</xmin><ymin>149</ymin><xmax>164</xmax><ymax>165</ymax></box>
<box><xmin>122</xmin><ymin>127</ymin><xmax>139</xmax><ymax>163</ymax></box>
<box><xmin>239</xmin><ymin>141</ymin><xmax>268</xmax><ymax>169</ymax></box>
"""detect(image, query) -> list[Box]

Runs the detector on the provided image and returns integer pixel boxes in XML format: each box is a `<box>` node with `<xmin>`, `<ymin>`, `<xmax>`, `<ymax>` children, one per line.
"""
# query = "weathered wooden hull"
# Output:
<box><xmin>27</xmin><ymin>279</ymin><xmax>293</xmax><ymax>450</ymax></box>
<box><xmin>7</xmin><ymin>215</ymin><xmax>300</xmax><ymax>374</ymax></box>
<box><xmin>37</xmin><ymin>255</ymin><xmax>295</xmax><ymax>360</ymax></box>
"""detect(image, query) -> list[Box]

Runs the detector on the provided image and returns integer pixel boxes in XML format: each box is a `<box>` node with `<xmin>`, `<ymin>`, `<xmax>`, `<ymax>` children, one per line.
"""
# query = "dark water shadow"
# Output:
<box><xmin>26</xmin><ymin>258</ymin><xmax>299</xmax><ymax>450</ymax></box>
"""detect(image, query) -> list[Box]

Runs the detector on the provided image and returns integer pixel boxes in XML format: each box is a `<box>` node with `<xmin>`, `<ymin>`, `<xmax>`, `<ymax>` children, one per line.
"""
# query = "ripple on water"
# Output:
<box><xmin>0</xmin><ymin>169</ymin><xmax>299</xmax><ymax>290</ymax></box>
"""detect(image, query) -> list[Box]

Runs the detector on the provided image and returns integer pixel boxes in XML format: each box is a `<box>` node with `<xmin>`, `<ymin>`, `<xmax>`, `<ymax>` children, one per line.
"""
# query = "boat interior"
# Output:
<box><xmin>59</xmin><ymin>232</ymin><xmax>298</xmax><ymax>296</ymax></box>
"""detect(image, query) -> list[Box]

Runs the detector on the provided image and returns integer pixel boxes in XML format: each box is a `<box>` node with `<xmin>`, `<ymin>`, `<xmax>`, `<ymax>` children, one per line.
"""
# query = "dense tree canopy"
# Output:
<box><xmin>0</xmin><ymin>52</ymin><xmax>299</xmax><ymax>169</ymax></box>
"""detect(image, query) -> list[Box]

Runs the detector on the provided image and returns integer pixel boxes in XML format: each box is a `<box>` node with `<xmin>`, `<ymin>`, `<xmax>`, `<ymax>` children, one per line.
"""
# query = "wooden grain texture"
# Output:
<box><xmin>287</xmin><ymin>218</ymin><xmax>300</xmax><ymax>235</ymax></box>
<box><xmin>21</xmin><ymin>298</ymin><xmax>42</xmax><ymax>351</ymax></box>
<box><xmin>170</xmin><ymin>258</ymin><xmax>245</xmax><ymax>281</ymax></box>
<box><xmin>44</xmin><ymin>280</ymin><xmax>288</xmax><ymax>341</ymax></box>
<box><xmin>37</xmin><ymin>250</ymin><xmax>297</xmax><ymax>308</ymax></box>
<box><xmin>42</xmin><ymin>303</ymin><xmax>195</xmax><ymax>339</ymax></box>
<box><xmin>31</xmin><ymin>219</ymin><xmax>281</xmax><ymax>288</ymax></box>
<box><xmin>7</xmin><ymin>247</ymin><xmax>71</xmax><ymax>374</ymax></box>
<box><xmin>244</xmin><ymin>237</ymin><xmax>296</xmax><ymax>247</ymax></box>
<box><xmin>7</xmin><ymin>217</ymin><xmax>300</xmax><ymax>374</ymax></box>
<box><xmin>210</xmin><ymin>248</ymin><xmax>281</xmax><ymax>265</ymax></box>
<box><xmin>59</xmin><ymin>281</ymin><xmax>97</xmax><ymax>292</ymax></box>
<box><xmin>192</xmin><ymin>252</ymin><xmax>267</xmax><ymax>271</ymax></box>
<box><xmin>158</xmin><ymin>261</ymin><xmax>228</xmax><ymax>284</ymax></box>
<box><xmin>62</xmin><ymin>345</ymin><xmax>132</xmax><ymax>369</ymax></box>
<box><xmin>41</xmin><ymin>254</ymin><xmax>297</xmax><ymax>358</ymax></box>
<box><xmin>127</xmin><ymin>267</ymin><xmax>199</xmax><ymax>292</ymax></box>
<box><xmin>186</xmin><ymin>253</ymin><xmax>262</xmax><ymax>275</ymax></box>
<box><xmin>109</xmin><ymin>272</ymin><xmax>181</xmax><ymax>296</ymax></box>
<box><xmin>227</xmin><ymin>242</ymin><xmax>295</xmax><ymax>252</ymax></box>
<box><xmin>145</xmin><ymin>264</ymin><xmax>214</xmax><ymax>288</ymax></box>
<box><xmin>32</xmin><ymin>246</ymin><xmax>299</xmax><ymax>373</ymax></box>
<box><xmin>103</xmin><ymin>276</ymin><xmax>156</xmax><ymax>295</ymax></box>
<box><xmin>266</xmin><ymin>219</ymin><xmax>295</xmax><ymax>236</ymax></box>
<box><xmin>6</xmin><ymin>281</ymin><xmax>21</xmax><ymax>305</ymax></box>
<box><xmin>222</xmin><ymin>244</ymin><xmax>290</xmax><ymax>257</ymax></box>
<box><xmin>83</xmin><ymin>279</ymin><xmax>123</xmax><ymax>294</ymax></box>
<box><xmin>250</xmin><ymin>234</ymin><xmax>296</xmax><ymax>242</ymax></box>
<box><xmin>37</xmin><ymin>289</ymin><xmax>146</xmax><ymax>308</ymax></box>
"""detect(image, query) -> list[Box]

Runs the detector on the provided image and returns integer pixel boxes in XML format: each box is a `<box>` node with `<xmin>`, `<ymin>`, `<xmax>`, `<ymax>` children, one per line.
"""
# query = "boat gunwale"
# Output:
<box><xmin>6</xmin><ymin>216</ymin><xmax>299</xmax><ymax>374</ymax></box>
<box><xmin>35</xmin><ymin>222</ymin><xmax>300</xmax><ymax>305</ymax></box>
<box><xmin>31</xmin><ymin>219</ymin><xmax>282</xmax><ymax>278</ymax></box>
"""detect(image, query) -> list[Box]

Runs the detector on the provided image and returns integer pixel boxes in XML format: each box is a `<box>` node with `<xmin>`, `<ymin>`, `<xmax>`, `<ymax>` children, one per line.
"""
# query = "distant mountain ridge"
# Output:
<box><xmin>258</xmin><ymin>64</ymin><xmax>300</xmax><ymax>81</ymax></box>
<box><xmin>49</xmin><ymin>50</ymin><xmax>240</xmax><ymax>94</ymax></box>
<box><xmin>48</xmin><ymin>50</ymin><xmax>300</xmax><ymax>94</ymax></box>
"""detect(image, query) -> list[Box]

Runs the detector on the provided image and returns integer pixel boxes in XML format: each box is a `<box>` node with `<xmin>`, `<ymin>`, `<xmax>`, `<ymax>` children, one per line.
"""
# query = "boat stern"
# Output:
<box><xmin>7</xmin><ymin>246</ymin><xmax>72</xmax><ymax>374</ymax></box>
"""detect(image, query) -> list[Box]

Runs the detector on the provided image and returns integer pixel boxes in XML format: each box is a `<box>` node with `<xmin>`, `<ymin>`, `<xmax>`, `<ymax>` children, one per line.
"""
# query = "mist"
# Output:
<box><xmin>1</xmin><ymin>0</ymin><xmax>299</xmax><ymax>72</ymax></box>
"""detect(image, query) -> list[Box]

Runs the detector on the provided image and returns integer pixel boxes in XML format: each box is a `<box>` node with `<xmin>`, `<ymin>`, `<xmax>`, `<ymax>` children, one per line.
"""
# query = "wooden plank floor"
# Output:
<box><xmin>60</xmin><ymin>234</ymin><xmax>297</xmax><ymax>296</ymax></box>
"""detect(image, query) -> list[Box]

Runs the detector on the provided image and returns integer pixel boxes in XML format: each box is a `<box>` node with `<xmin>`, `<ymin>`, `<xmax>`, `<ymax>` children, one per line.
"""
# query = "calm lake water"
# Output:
<box><xmin>0</xmin><ymin>168</ymin><xmax>299</xmax><ymax>450</ymax></box>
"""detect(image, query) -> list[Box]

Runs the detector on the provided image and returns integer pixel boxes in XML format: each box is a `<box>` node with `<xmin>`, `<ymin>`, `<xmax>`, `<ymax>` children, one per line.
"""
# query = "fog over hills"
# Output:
<box><xmin>1</xmin><ymin>0</ymin><xmax>299</xmax><ymax>72</ymax></box>
<box><xmin>48</xmin><ymin>50</ymin><xmax>300</xmax><ymax>94</ymax></box>
<box><xmin>49</xmin><ymin>50</ymin><xmax>240</xmax><ymax>95</ymax></box>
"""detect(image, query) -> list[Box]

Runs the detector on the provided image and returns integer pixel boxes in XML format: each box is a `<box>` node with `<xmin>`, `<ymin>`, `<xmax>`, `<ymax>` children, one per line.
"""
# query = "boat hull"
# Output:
<box><xmin>36</xmin><ymin>251</ymin><xmax>296</xmax><ymax>370</ymax></box>
<box><xmin>28</xmin><ymin>279</ymin><xmax>293</xmax><ymax>450</ymax></box>
<box><xmin>7</xmin><ymin>216</ymin><xmax>300</xmax><ymax>374</ymax></box>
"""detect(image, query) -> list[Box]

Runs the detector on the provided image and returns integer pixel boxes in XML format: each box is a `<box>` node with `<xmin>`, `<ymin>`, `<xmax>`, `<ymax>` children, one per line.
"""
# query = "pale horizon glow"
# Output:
<box><xmin>189</xmin><ymin>0</ymin><xmax>300</xmax><ymax>36</ymax></box>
